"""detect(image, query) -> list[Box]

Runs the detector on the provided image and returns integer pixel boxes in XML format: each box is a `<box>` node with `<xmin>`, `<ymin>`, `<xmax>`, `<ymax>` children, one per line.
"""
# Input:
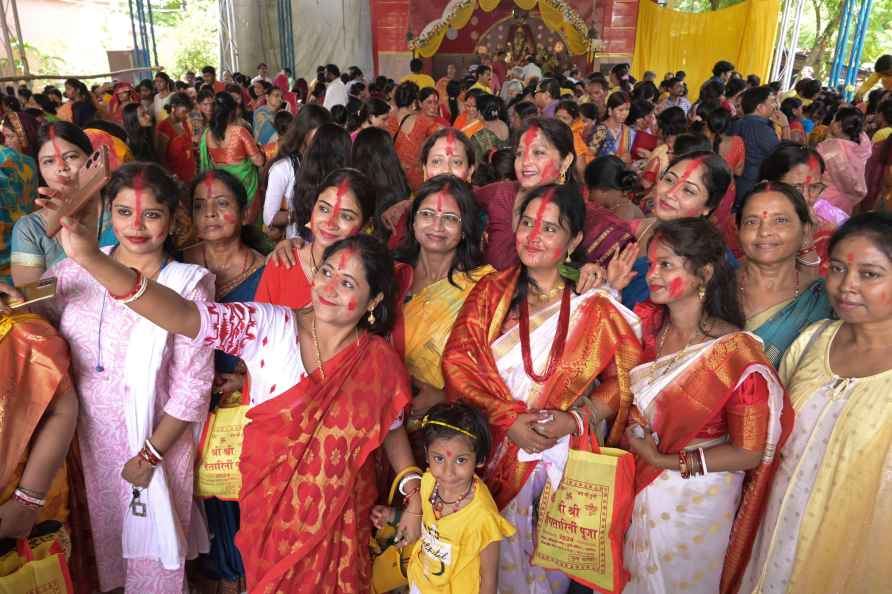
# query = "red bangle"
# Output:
<box><xmin>402</xmin><ymin>485</ymin><xmax>420</xmax><ymax>507</ymax></box>
<box><xmin>678</xmin><ymin>451</ymin><xmax>690</xmax><ymax>479</ymax></box>
<box><xmin>139</xmin><ymin>445</ymin><xmax>161</xmax><ymax>466</ymax></box>
<box><xmin>110</xmin><ymin>268</ymin><xmax>144</xmax><ymax>301</ymax></box>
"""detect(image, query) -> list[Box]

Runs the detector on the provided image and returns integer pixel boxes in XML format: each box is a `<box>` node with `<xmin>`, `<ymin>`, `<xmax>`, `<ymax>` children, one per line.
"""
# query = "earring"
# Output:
<box><xmin>559</xmin><ymin>170</ymin><xmax>567</xmax><ymax>184</ymax></box>
<box><xmin>367</xmin><ymin>309</ymin><xmax>376</xmax><ymax>325</ymax></box>
<box><xmin>697</xmin><ymin>285</ymin><xmax>706</xmax><ymax>302</ymax></box>
<box><xmin>565</xmin><ymin>252</ymin><xmax>572</xmax><ymax>264</ymax></box>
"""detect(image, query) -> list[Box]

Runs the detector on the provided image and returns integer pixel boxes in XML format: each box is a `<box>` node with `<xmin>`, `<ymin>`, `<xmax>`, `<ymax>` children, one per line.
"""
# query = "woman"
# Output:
<box><xmin>419</xmin><ymin>86</ymin><xmax>450</xmax><ymax>127</ymax></box>
<box><xmin>816</xmin><ymin>107</ymin><xmax>870</xmax><ymax>214</ymax></box>
<box><xmin>388</xmin><ymin>81</ymin><xmax>443</xmax><ymax>191</ymax></box>
<box><xmin>349</xmin><ymin>97</ymin><xmax>391</xmax><ymax>139</ymax></box>
<box><xmin>627</xmin><ymin>99</ymin><xmax>658</xmax><ymax>164</ymax></box>
<box><xmin>621</xmin><ymin>151</ymin><xmax>733</xmax><ymax>309</ymax></box>
<box><xmin>290</xmin><ymin>123</ymin><xmax>352</xmax><ymax>242</ymax></box>
<box><xmin>263</xmin><ymin>104</ymin><xmax>331</xmax><ymax>240</ymax></box>
<box><xmin>351</xmin><ymin>126</ymin><xmax>411</xmax><ymax>234</ymax></box>
<box><xmin>156</xmin><ymin>91</ymin><xmax>196</xmax><ymax>183</ymax></box>
<box><xmin>25</xmin><ymin>162</ymin><xmax>214</xmax><ymax>593</ymax></box>
<box><xmin>589</xmin><ymin>91</ymin><xmax>633</xmax><ymax>161</ymax></box>
<box><xmin>555</xmin><ymin>99</ymin><xmax>594</xmax><ymax>172</ymax></box>
<box><xmin>697</xmin><ymin>105</ymin><xmax>746</xmax><ymax>254</ymax></box>
<box><xmin>443</xmin><ymin>183</ymin><xmax>643</xmax><ymax>594</ymax></box>
<box><xmin>641</xmin><ymin>106</ymin><xmax>687</xmax><ymax>190</ymax></box>
<box><xmin>1</xmin><ymin>109</ymin><xmax>40</xmax><ymax>159</ymax></box>
<box><xmin>0</xmin><ymin>123</ymin><xmax>38</xmax><ymax>283</ymax></box>
<box><xmin>759</xmin><ymin>142</ymin><xmax>840</xmax><ymax>271</ymax></box>
<box><xmin>193</xmin><ymin>88</ymin><xmax>215</xmax><ymax>145</ymax></box>
<box><xmin>248</xmin><ymin>79</ymin><xmax>270</xmax><ymax>113</ymax></box>
<box><xmin>183</xmin><ymin>170</ymin><xmax>265</xmax><ymax>593</ymax></box>
<box><xmin>10</xmin><ymin>121</ymin><xmax>116</xmax><ymax>285</ymax></box>
<box><xmin>253</xmin><ymin>85</ymin><xmax>286</xmax><ymax>146</ymax></box>
<box><xmin>256</xmin><ymin>168</ymin><xmax>373</xmax><ymax>309</ymax></box>
<box><xmin>393</xmin><ymin>175</ymin><xmax>493</xmax><ymax>424</ymax></box>
<box><xmin>780</xmin><ymin>97</ymin><xmax>807</xmax><ymax>145</ymax></box>
<box><xmin>58</xmin><ymin>79</ymin><xmax>97</xmax><ymax>127</ymax></box>
<box><xmin>467</xmin><ymin>94</ymin><xmax>509</xmax><ymax>164</ymax></box>
<box><xmin>153</xmin><ymin>72</ymin><xmax>174</xmax><ymax>123</ymax></box>
<box><xmin>199</xmin><ymin>92</ymin><xmax>265</xmax><ymax>224</ymax></box>
<box><xmin>122</xmin><ymin>102</ymin><xmax>158</xmax><ymax>162</ymax></box>
<box><xmin>620</xmin><ymin>217</ymin><xmax>790</xmax><ymax>594</ymax></box>
<box><xmin>107</xmin><ymin>82</ymin><xmax>137</xmax><ymax>125</ymax></box>
<box><xmin>477</xmin><ymin>117</ymin><xmax>634</xmax><ymax>272</ymax></box>
<box><xmin>25</xmin><ymin>206</ymin><xmax>422</xmax><ymax>591</ymax></box>
<box><xmin>584</xmin><ymin>155</ymin><xmax>643</xmax><ymax>219</ymax></box>
<box><xmin>736</xmin><ymin>182</ymin><xmax>832</xmax><ymax>367</ymax></box>
<box><xmin>741</xmin><ymin>212</ymin><xmax>892</xmax><ymax>593</ymax></box>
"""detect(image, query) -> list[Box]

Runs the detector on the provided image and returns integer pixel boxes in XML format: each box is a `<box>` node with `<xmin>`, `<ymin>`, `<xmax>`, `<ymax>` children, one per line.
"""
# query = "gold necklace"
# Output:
<box><xmin>529</xmin><ymin>283</ymin><xmax>564</xmax><ymax>303</ymax></box>
<box><xmin>645</xmin><ymin>323</ymin><xmax>703</xmax><ymax>387</ymax></box>
<box><xmin>312</xmin><ymin>314</ymin><xmax>326</xmax><ymax>381</ymax></box>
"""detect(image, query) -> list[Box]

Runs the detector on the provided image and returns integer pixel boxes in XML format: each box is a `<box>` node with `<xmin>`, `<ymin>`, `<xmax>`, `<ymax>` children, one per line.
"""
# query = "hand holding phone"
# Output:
<box><xmin>0</xmin><ymin>277</ymin><xmax>57</xmax><ymax>309</ymax></box>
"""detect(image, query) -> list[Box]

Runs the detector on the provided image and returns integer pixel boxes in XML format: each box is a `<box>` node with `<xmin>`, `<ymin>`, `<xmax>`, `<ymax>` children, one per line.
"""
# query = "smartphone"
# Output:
<box><xmin>1</xmin><ymin>277</ymin><xmax>57</xmax><ymax>309</ymax></box>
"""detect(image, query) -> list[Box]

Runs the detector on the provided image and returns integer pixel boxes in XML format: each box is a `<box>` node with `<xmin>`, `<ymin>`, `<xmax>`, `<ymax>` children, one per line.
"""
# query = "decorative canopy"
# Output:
<box><xmin>409</xmin><ymin>0</ymin><xmax>598</xmax><ymax>60</ymax></box>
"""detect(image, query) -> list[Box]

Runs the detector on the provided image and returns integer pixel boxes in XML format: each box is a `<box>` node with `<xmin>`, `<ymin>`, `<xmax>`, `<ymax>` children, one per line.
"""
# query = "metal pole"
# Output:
<box><xmin>146</xmin><ymin>0</ymin><xmax>159</xmax><ymax>68</ymax></box>
<box><xmin>782</xmin><ymin>0</ymin><xmax>806</xmax><ymax>90</ymax></box>
<box><xmin>9</xmin><ymin>0</ymin><xmax>28</xmax><ymax>76</ymax></box>
<box><xmin>0</xmin><ymin>1</ymin><xmax>17</xmax><ymax>77</ymax></box>
<box><xmin>228</xmin><ymin>0</ymin><xmax>238</xmax><ymax>73</ymax></box>
<box><xmin>771</xmin><ymin>0</ymin><xmax>793</xmax><ymax>81</ymax></box>
<box><xmin>845</xmin><ymin>0</ymin><xmax>873</xmax><ymax>97</ymax></box>
<box><xmin>829</xmin><ymin>0</ymin><xmax>855</xmax><ymax>89</ymax></box>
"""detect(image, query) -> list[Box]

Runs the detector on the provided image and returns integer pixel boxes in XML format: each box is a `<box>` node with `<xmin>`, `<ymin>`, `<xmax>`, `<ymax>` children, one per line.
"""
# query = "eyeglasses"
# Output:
<box><xmin>416</xmin><ymin>208</ymin><xmax>462</xmax><ymax>228</ymax></box>
<box><xmin>790</xmin><ymin>182</ymin><xmax>826</xmax><ymax>197</ymax></box>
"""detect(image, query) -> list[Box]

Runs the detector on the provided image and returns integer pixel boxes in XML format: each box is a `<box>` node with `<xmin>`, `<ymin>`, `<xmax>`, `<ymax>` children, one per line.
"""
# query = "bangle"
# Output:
<box><xmin>13</xmin><ymin>488</ymin><xmax>45</xmax><ymax>509</ymax></box>
<box><xmin>389</xmin><ymin>466</ymin><xmax>424</xmax><ymax>502</ymax></box>
<box><xmin>568</xmin><ymin>409</ymin><xmax>584</xmax><ymax>437</ymax></box>
<box><xmin>402</xmin><ymin>510</ymin><xmax>423</xmax><ymax>517</ymax></box>
<box><xmin>402</xmin><ymin>485</ymin><xmax>420</xmax><ymax>507</ymax></box>
<box><xmin>678</xmin><ymin>451</ymin><xmax>690</xmax><ymax>479</ymax></box>
<box><xmin>139</xmin><ymin>442</ymin><xmax>162</xmax><ymax>466</ymax></box>
<box><xmin>145</xmin><ymin>438</ymin><xmax>164</xmax><ymax>461</ymax></box>
<box><xmin>119</xmin><ymin>272</ymin><xmax>149</xmax><ymax>305</ymax></box>
<box><xmin>398</xmin><ymin>474</ymin><xmax>422</xmax><ymax>496</ymax></box>
<box><xmin>110</xmin><ymin>267</ymin><xmax>144</xmax><ymax>301</ymax></box>
<box><xmin>698</xmin><ymin>447</ymin><xmax>708</xmax><ymax>475</ymax></box>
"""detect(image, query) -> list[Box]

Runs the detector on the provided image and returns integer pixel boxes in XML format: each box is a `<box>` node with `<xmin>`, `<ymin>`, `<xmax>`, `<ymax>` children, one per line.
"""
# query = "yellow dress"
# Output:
<box><xmin>740</xmin><ymin>320</ymin><xmax>892</xmax><ymax>594</ymax></box>
<box><xmin>408</xmin><ymin>472</ymin><xmax>515</xmax><ymax>594</ymax></box>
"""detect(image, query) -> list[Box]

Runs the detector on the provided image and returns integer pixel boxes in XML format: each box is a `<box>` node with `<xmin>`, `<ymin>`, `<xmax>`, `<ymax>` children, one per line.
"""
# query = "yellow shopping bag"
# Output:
<box><xmin>195</xmin><ymin>390</ymin><xmax>250</xmax><ymax>500</ymax></box>
<box><xmin>0</xmin><ymin>523</ymin><xmax>73</xmax><ymax>594</ymax></box>
<box><xmin>532</xmin><ymin>430</ymin><xmax>636</xmax><ymax>594</ymax></box>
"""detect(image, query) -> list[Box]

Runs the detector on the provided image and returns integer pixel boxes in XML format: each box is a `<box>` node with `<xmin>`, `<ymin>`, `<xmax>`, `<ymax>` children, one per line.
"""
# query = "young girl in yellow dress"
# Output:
<box><xmin>372</xmin><ymin>402</ymin><xmax>515</xmax><ymax>594</ymax></box>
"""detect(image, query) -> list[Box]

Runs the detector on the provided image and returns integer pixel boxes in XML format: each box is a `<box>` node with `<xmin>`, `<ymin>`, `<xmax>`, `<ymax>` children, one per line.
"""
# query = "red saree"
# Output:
<box><xmin>254</xmin><ymin>260</ymin><xmax>314</xmax><ymax>309</ymax></box>
<box><xmin>236</xmin><ymin>333</ymin><xmax>411</xmax><ymax>594</ymax></box>
<box><xmin>157</xmin><ymin>118</ymin><xmax>196</xmax><ymax>182</ymax></box>
<box><xmin>630</xmin><ymin>303</ymin><xmax>794</xmax><ymax>594</ymax></box>
<box><xmin>442</xmin><ymin>267</ymin><xmax>642</xmax><ymax>509</ymax></box>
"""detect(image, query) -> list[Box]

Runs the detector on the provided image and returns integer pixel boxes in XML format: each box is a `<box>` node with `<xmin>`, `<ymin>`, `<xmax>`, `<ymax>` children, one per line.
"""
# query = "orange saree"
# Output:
<box><xmin>235</xmin><ymin>333</ymin><xmax>411</xmax><ymax>594</ymax></box>
<box><xmin>442</xmin><ymin>267</ymin><xmax>642</xmax><ymax>509</ymax></box>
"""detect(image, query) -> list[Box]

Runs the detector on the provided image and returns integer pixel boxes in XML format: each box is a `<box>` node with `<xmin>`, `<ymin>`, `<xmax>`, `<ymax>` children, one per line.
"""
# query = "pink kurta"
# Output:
<box><xmin>40</xmin><ymin>258</ymin><xmax>215</xmax><ymax>594</ymax></box>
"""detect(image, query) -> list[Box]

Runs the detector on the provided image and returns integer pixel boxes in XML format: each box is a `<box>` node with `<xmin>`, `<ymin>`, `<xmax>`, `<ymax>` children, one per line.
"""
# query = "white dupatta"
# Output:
<box><xmin>121</xmin><ymin>259</ymin><xmax>210</xmax><ymax>570</ymax></box>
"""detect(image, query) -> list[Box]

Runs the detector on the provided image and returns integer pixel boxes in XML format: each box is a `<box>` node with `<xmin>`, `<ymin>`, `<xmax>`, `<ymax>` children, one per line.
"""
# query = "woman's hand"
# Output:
<box><xmin>606</xmin><ymin>242</ymin><xmax>639</xmax><ymax>292</ymax></box>
<box><xmin>624</xmin><ymin>423</ymin><xmax>669</xmax><ymax>468</ymax></box>
<box><xmin>394</xmin><ymin>493</ymin><xmax>422</xmax><ymax>547</ymax></box>
<box><xmin>381</xmin><ymin>199</ymin><xmax>411</xmax><ymax>232</ymax></box>
<box><xmin>370</xmin><ymin>505</ymin><xmax>396</xmax><ymax>530</ymax></box>
<box><xmin>37</xmin><ymin>187</ymin><xmax>102</xmax><ymax>267</ymax></box>
<box><xmin>0</xmin><ymin>498</ymin><xmax>40</xmax><ymax>539</ymax></box>
<box><xmin>121</xmin><ymin>455</ymin><xmax>155</xmax><ymax>488</ymax></box>
<box><xmin>0</xmin><ymin>282</ymin><xmax>25</xmax><ymax>314</ymax></box>
<box><xmin>507</xmin><ymin>412</ymin><xmax>558</xmax><ymax>454</ymax></box>
<box><xmin>575</xmin><ymin>263</ymin><xmax>606</xmax><ymax>293</ymax></box>
<box><xmin>266</xmin><ymin>237</ymin><xmax>306</xmax><ymax>268</ymax></box>
<box><xmin>532</xmin><ymin>410</ymin><xmax>578</xmax><ymax>440</ymax></box>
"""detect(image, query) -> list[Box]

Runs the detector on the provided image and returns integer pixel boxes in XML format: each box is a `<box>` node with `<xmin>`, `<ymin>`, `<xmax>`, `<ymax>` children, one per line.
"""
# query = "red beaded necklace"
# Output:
<box><xmin>519</xmin><ymin>284</ymin><xmax>571</xmax><ymax>383</ymax></box>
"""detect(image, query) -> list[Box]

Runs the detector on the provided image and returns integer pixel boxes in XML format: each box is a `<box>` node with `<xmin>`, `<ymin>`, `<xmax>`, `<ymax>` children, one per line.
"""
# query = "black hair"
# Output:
<box><xmin>320</xmin><ymin>234</ymin><xmax>397</xmax><ymax>335</ymax></box>
<box><xmin>512</xmin><ymin>100</ymin><xmax>538</xmax><ymax>123</ymax></box>
<box><xmin>673</xmin><ymin>133</ymin><xmax>712</xmax><ymax>157</ymax></box>
<box><xmin>36</xmin><ymin>120</ymin><xmax>93</xmax><ymax>178</ymax></box>
<box><xmin>632</xmin><ymin>81</ymin><xmax>659</xmax><ymax>103</ymax></box>
<box><xmin>651</xmin><ymin>217</ymin><xmax>744</xmax><ymax>330</ymax></box>
<box><xmin>725</xmin><ymin>77</ymin><xmax>747</xmax><ymax>98</ymax></box>
<box><xmin>712</xmin><ymin>60</ymin><xmax>735</xmax><ymax>77</ymax></box>
<box><xmin>420</xmin><ymin>127</ymin><xmax>477</xmax><ymax>170</ymax></box>
<box><xmin>663</xmin><ymin>151</ymin><xmax>732</xmax><ymax>212</ymax></box>
<box><xmin>154</xmin><ymin>71</ymin><xmax>174</xmax><ymax>92</ymax></box>
<box><xmin>201</xmin><ymin>65</ymin><xmax>216</xmax><ymax>76</ymax></box>
<box><xmin>556</xmin><ymin>99</ymin><xmax>579</xmax><ymax>120</ymax></box>
<box><xmin>446</xmin><ymin>79</ymin><xmax>462</xmax><ymax>122</ymax></box>
<box><xmin>699</xmin><ymin>80</ymin><xmax>726</xmax><ymax>104</ymax></box>
<box><xmin>476</xmin><ymin>93</ymin><xmax>501</xmax><ymax>122</ymax></box>
<box><xmin>657</xmin><ymin>106</ymin><xmax>687</xmax><ymax>138</ymax></box>
<box><xmin>514</xmin><ymin>117</ymin><xmax>579</xmax><ymax>186</ymax></box>
<box><xmin>746</xmin><ymin>74</ymin><xmax>761</xmax><ymax>88</ymax></box>
<box><xmin>626</xmin><ymin>99</ymin><xmax>654</xmax><ymax>127</ymax></box>
<box><xmin>102</xmin><ymin>161</ymin><xmax>180</xmax><ymax>255</ymax></box>
<box><xmin>394</xmin><ymin>81</ymin><xmax>419</xmax><ymax>108</ymax></box>
<box><xmin>798</xmin><ymin>78</ymin><xmax>821</xmax><ymax>99</ymax></box>
<box><xmin>758</xmin><ymin>141</ymin><xmax>825</xmax><ymax>181</ymax></box>
<box><xmin>351</xmin><ymin>126</ymin><xmax>411</xmax><ymax>218</ymax></box>
<box><xmin>475</xmin><ymin>64</ymin><xmax>491</xmax><ymax>80</ymax></box>
<box><xmin>121</xmin><ymin>103</ymin><xmax>156</xmax><ymax>161</ymax></box>
<box><xmin>833</xmin><ymin>106</ymin><xmax>864</xmax><ymax>143</ymax></box>
<box><xmin>875</xmin><ymin>54</ymin><xmax>892</xmax><ymax>75</ymax></box>
<box><xmin>31</xmin><ymin>93</ymin><xmax>56</xmax><ymax>115</ymax></box>
<box><xmin>421</xmin><ymin>402</ymin><xmax>493</xmax><ymax>464</ymax></box>
<box><xmin>325</xmin><ymin>64</ymin><xmax>341</xmax><ymax>78</ymax></box>
<box><xmin>164</xmin><ymin>91</ymin><xmax>194</xmax><ymax>115</ymax></box>
<box><xmin>735</xmin><ymin>180</ymin><xmax>813</xmax><ymax>229</ymax></box>
<box><xmin>829</xmin><ymin>211</ymin><xmax>892</xmax><ymax>263</ymax></box>
<box><xmin>610</xmin><ymin>63</ymin><xmax>635</xmax><ymax>93</ymax></box>
<box><xmin>410</xmin><ymin>58</ymin><xmax>423</xmax><ymax>73</ymax></box>
<box><xmin>210</xmin><ymin>91</ymin><xmax>237</xmax><ymax>142</ymax></box>
<box><xmin>189</xmin><ymin>168</ymin><xmax>248</xmax><ymax>211</ymax></box>
<box><xmin>579</xmin><ymin>102</ymin><xmax>599</xmax><ymax>122</ymax></box>
<box><xmin>330</xmin><ymin>104</ymin><xmax>348</xmax><ymax>127</ymax></box>
<box><xmin>489</xmin><ymin>147</ymin><xmax>516</xmax><ymax>181</ymax></box>
<box><xmin>395</xmin><ymin>174</ymin><xmax>483</xmax><ymax>286</ymax></box>
<box><xmin>512</xmin><ymin>183</ymin><xmax>586</xmax><ymax>308</ymax></box>
<box><xmin>538</xmin><ymin>78</ymin><xmax>562</xmax><ymax>100</ymax></box>
<box><xmin>602</xmin><ymin>91</ymin><xmax>630</xmax><ymax>122</ymax></box>
<box><xmin>292</xmin><ymin>123</ymin><xmax>353</xmax><ymax>230</ymax></box>
<box><xmin>585</xmin><ymin>155</ymin><xmax>640</xmax><ymax>193</ymax></box>
<box><xmin>271</xmin><ymin>103</ymin><xmax>331</xmax><ymax>167</ymax></box>
<box><xmin>418</xmin><ymin>86</ymin><xmax>439</xmax><ymax>107</ymax></box>
<box><xmin>273</xmin><ymin>110</ymin><xmax>294</xmax><ymax>136</ymax></box>
<box><xmin>780</xmin><ymin>97</ymin><xmax>802</xmax><ymax>123</ymax></box>
<box><xmin>741</xmin><ymin>85</ymin><xmax>773</xmax><ymax>115</ymax></box>
<box><xmin>877</xmin><ymin>100</ymin><xmax>892</xmax><ymax>127</ymax></box>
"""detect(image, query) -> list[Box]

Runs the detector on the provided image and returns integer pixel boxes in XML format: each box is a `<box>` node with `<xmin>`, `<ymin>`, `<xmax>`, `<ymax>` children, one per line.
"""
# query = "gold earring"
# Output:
<box><xmin>565</xmin><ymin>252</ymin><xmax>572</xmax><ymax>264</ymax></box>
<box><xmin>367</xmin><ymin>309</ymin><xmax>376</xmax><ymax>325</ymax></box>
<box><xmin>697</xmin><ymin>285</ymin><xmax>706</xmax><ymax>302</ymax></box>
<box><xmin>559</xmin><ymin>170</ymin><xmax>567</xmax><ymax>184</ymax></box>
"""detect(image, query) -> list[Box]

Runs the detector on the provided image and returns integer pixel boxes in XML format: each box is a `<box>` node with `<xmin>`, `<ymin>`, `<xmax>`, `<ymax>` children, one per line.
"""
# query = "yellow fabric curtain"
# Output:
<box><xmin>631</xmin><ymin>0</ymin><xmax>779</xmax><ymax>99</ymax></box>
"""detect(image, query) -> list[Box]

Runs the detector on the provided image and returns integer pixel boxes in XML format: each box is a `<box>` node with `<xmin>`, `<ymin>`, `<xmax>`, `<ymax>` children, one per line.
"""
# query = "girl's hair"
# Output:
<box><xmin>514</xmin><ymin>117</ymin><xmax>579</xmax><ymax>186</ymax></box>
<box><xmin>657</xmin><ymin>106</ymin><xmax>688</xmax><ymax>138</ymax></box>
<box><xmin>585</xmin><ymin>155</ymin><xmax>641</xmax><ymax>193</ymax></box>
<box><xmin>735</xmin><ymin>180</ymin><xmax>813</xmax><ymax>228</ymax></box>
<box><xmin>37</xmin><ymin>120</ymin><xmax>92</xmax><ymax>159</ymax></box>
<box><xmin>292</xmin><ymin>123</ymin><xmax>353</xmax><ymax>230</ymax></box>
<box><xmin>420</xmin><ymin>127</ymin><xmax>477</xmax><ymax>170</ymax></box>
<box><xmin>556</xmin><ymin>99</ymin><xmax>580</xmax><ymax>120</ymax></box>
<box><xmin>512</xmin><ymin>183</ymin><xmax>586</xmax><ymax>309</ymax></box>
<box><xmin>418</xmin><ymin>86</ymin><xmax>439</xmax><ymax>106</ymax></box>
<box><xmin>102</xmin><ymin>161</ymin><xmax>180</xmax><ymax>254</ymax></box>
<box><xmin>780</xmin><ymin>97</ymin><xmax>802</xmax><ymax>123</ymax></box>
<box><xmin>32</xmin><ymin>93</ymin><xmax>56</xmax><ymax>115</ymax></box>
<box><xmin>672</xmin><ymin>133</ymin><xmax>712</xmax><ymax>157</ymax></box>
<box><xmin>758</xmin><ymin>141</ymin><xmax>825</xmax><ymax>180</ymax></box>
<box><xmin>320</xmin><ymin>234</ymin><xmax>397</xmax><ymax>335</ymax></box>
<box><xmin>631</xmin><ymin>80</ymin><xmax>659</xmax><ymax>103</ymax></box>
<box><xmin>828</xmin><ymin>211</ymin><xmax>892</xmax><ymax>263</ymax></box>
<box><xmin>121</xmin><ymin>103</ymin><xmax>156</xmax><ymax>162</ymax></box>
<box><xmin>833</xmin><ymin>106</ymin><xmax>864</xmax><ymax>143</ymax></box>
<box><xmin>421</xmin><ymin>402</ymin><xmax>494</xmax><ymax>464</ymax></box>
<box><xmin>394</xmin><ymin>81</ymin><xmax>419</xmax><ymax>109</ymax></box>
<box><xmin>489</xmin><ymin>147</ymin><xmax>516</xmax><ymax>181</ymax></box>
<box><xmin>164</xmin><ymin>91</ymin><xmax>194</xmax><ymax>114</ymax></box>
<box><xmin>476</xmin><ymin>93</ymin><xmax>502</xmax><ymax>122</ymax></box>
<box><xmin>663</xmin><ymin>151</ymin><xmax>732</xmax><ymax>213</ymax></box>
<box><xmin>351</xmin><ymin>127</ymin><xmax>411</xmax><ymax>219</ymax></box>
<box><xmin>395</xmin><ymin>174</ymin><xmax>484</xmax><ymax>284</ymax></box>
<box><xmin>273</xmin><ymin>103</ymin><xmax>332</xmax><ymax>166</ymax></box>
<box><xmin>651</xmin><ymin>217</ymin><xmax>744</xmax><ymax>330</ymax></box>
<box><xmin>691</xmin><ymin>104</ymin><xmax>732</xmax><ymax>153</ymax></box>
<box><xmin>602</xmin><ymin>91</ymin><xmax>631</xmax><ymax>122</ymax></box>
<box><xmin>273</xmin><ymin>111</ymin><xmax>294</xmax><ymax>136</ymax></box>
<box><xmin>626</xmin><ymin>99</ymin><xmax>654</xmax><ymax>127</ymax></box>
<box><xmin>512</xmin><ymin>100</ymin><xmax>538</xmax><ymax>123</ymax></box>
<box><xmin>210</xmin><ymin>91</ymin><xmax>238</xmax><ymax>142</ymax></box>
<box><xmin>330</xmin><ymin>104</ymin><xmax>348</xmax><ymax>127</ymax></box>
<box><xmin>446</xmin><ymin>80</ymin><xmax>462</xmax><ymax>122</ymax></box>
<box><xmin>314</xmin><ymin>167</ymin><xmax>376</xmax><ymax>227</ymax></box>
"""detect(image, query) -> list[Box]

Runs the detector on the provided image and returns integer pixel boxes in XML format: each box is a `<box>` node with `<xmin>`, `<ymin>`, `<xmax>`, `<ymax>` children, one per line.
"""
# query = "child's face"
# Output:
<box><xmin>426</xmin><ymin>435</ymin><xmax>479</xmax><ymax>489</ymax></box>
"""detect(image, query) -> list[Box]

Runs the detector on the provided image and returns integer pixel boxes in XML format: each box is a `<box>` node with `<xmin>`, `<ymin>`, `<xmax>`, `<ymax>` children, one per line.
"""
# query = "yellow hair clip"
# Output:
<box><xmin>421</xmin><ymin>416</ymin><xmax>477</xmax><ymax>441</ymax></box>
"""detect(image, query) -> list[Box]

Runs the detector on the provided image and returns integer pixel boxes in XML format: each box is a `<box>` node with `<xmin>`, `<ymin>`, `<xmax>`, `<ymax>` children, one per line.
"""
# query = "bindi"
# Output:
<box><xmin>445</xmin><ymin>131</ymin><xmax>456</xmax><ymax>157</ymax></box>
<box><xmin>528</xmin><ymin>190</ymin><xmax>553</xmax><ymax>244</ymax></box>
<box><xmin>522</xmin><ymin>126</ymin><xmax>539</xmax><ymax>163</ymax></box>
<box><xmin>331</xmin><ymin>179</ymin><xmax>350</xmax><ymax>221</ymax></box>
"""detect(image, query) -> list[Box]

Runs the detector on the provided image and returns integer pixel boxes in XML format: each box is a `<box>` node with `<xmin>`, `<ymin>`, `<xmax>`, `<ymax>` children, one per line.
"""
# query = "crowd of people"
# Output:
<box><xmin>0</xmin><ymin>49</ymin><xmax>891</xmax><ymax>594</ymax></box>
